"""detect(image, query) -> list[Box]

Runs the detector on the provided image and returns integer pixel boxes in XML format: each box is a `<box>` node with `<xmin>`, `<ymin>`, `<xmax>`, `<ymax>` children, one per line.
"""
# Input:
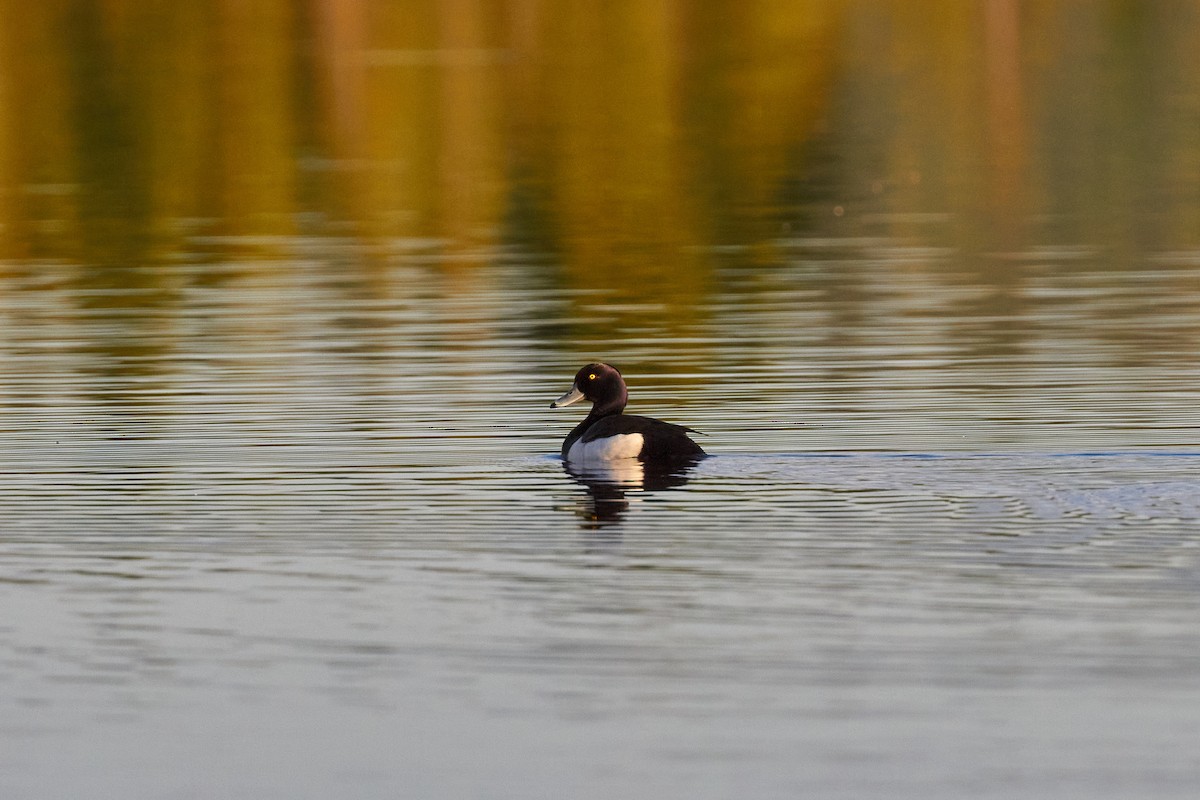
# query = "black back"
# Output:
<box><xmin>579</xmin><ymin>414</ymin><xmax>705</xmax><ymax>460</ymax></box>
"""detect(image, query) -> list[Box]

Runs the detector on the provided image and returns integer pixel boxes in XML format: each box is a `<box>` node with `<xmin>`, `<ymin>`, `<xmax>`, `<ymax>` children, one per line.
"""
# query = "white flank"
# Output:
<box><xmin>567</xmin><ymin>433</ymin><xmax>645</xmax><ymax>463</ymax></box>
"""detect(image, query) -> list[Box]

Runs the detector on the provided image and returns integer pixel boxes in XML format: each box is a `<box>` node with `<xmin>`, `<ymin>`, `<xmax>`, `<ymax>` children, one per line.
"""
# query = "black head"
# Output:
<box><xmin>550</xmin><ymin>362</ymin><xmax>628</xmax><ymax>415</ymax></box>
<box><xmin>572</xmin><ymin>363</ymin><xmax>625</xmax><ymax>403</ymax></box>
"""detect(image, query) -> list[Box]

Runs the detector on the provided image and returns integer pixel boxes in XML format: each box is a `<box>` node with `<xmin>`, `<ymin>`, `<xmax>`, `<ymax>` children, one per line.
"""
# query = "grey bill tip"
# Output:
<box><xmin>551</xmin><ymin>385</ymin><xmax>586</xmax><ymax>408</ymax></box>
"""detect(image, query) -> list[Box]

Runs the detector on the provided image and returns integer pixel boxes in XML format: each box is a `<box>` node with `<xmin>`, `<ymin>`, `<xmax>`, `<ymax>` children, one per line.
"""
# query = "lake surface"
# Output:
<box><xmin>2</xmin><ymin>4</ymin><xmax>1200</xmax><ymax>799</ymax></box>
<box><xmin>3</xmin><ymin>247</ymin><xmax>1200</xmax><ymax>799</ymax></box>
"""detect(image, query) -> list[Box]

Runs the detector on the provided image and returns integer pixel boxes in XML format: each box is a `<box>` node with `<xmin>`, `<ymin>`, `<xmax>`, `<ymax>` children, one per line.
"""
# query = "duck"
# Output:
<box><xmin>550</xmin><ymin>363</ymin><xmax>706</xmax><ymax>464</ymax></box>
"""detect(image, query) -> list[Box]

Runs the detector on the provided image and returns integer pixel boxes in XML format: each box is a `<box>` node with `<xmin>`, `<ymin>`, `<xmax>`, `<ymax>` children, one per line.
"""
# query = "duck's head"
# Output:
<box><xmin>550</xmin><ymin>362</ymin><xmax>628</xmax><ymax>414</ymax></box>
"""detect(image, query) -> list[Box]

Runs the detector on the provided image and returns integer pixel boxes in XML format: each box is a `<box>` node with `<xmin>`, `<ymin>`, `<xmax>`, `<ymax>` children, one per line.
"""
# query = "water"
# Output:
<box><xmin>3</xmin><ymin>3</ymin><xmax>1200</xmax><ymax>798</ymax></box>
<box><xmin>3</xmin><ymin>248</ymin><xmax>1200</xmax><ymax>799</ymax></box>
<box><xmin>6</xmin><ymin>443</ymin><xmax>1200</xmax><ymax>798</ymax></box>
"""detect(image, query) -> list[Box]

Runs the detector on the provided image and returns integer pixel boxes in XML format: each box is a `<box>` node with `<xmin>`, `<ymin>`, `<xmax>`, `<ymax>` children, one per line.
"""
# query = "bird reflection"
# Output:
<box><xmin>563</xmin><ymin>456</ymin><xmax>701</xmax><ymax>529</ymax></box>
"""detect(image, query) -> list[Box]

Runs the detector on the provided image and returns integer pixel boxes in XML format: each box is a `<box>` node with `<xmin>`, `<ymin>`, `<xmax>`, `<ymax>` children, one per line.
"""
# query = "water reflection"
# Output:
<box><xmin>0</xmin><ymin>5</ymin><xmax>1195</xmax><ymax>398</ymax></box>
<box><xmin>2</xmin><ymin>5</ymin><xmax>1200</xmax><ymax>799</ymax></box>
<box><xmin>563</xmin><ymin>456</ymin><xmax>702</xmax><ymax>529</ymax></box>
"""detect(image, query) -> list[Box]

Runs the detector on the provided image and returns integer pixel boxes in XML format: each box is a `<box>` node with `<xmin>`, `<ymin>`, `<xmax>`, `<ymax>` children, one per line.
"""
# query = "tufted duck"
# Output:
<box><xmin>550</xmin><ymin>363</ymin><xmax>706</xmax><ymax>464</ymax></box>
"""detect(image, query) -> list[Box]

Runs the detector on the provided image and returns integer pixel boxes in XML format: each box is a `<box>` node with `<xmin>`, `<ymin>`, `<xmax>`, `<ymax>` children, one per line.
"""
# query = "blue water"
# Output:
<box><xmin>4</xmin><ymin>440</ymin><xmax>1200</xmax><ymax>798</ymax></box>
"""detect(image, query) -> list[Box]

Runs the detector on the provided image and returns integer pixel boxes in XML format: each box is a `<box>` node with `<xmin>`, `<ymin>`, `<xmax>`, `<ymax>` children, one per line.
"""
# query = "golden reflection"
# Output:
<box><xmin>0</xmin><ymin>1</ymin><xmax>79</xmax><ymax>260</ymax></box>
<box><xmin>215</xmin><ymin>0</ymin><xmax>298</xmax><ymax>235</ymax></box>
<box><xmin>0</xmin><ymin>0</ymin><xmax>1195</xmax><ymax>366</ymax></box>
<box><xmin>983</xmin><ymin>0</ymin><xmax>1030</xmax><ymax>247</ymax></box>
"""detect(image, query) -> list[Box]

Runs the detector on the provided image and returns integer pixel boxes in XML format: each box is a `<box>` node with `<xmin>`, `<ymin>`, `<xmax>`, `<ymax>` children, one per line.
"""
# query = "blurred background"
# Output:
<box><xmin>0</xmin><ymin>1</ymin><xmax>1198</xmax><ymax>455</ymax></box>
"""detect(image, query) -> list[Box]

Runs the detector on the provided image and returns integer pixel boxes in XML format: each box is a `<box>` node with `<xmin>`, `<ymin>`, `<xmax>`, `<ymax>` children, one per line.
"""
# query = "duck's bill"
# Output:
<box><xmin>550</xmin><ymin>385</ymin><xmax>585</xmax><ymax>408</ymax></box>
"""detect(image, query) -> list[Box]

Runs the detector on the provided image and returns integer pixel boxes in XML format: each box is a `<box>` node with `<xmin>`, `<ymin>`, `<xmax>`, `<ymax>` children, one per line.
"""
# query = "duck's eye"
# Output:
<box><xmin>588</xmin><ymin>373</ymin><xmax>596</xmax><ymax>380</ymax></box>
